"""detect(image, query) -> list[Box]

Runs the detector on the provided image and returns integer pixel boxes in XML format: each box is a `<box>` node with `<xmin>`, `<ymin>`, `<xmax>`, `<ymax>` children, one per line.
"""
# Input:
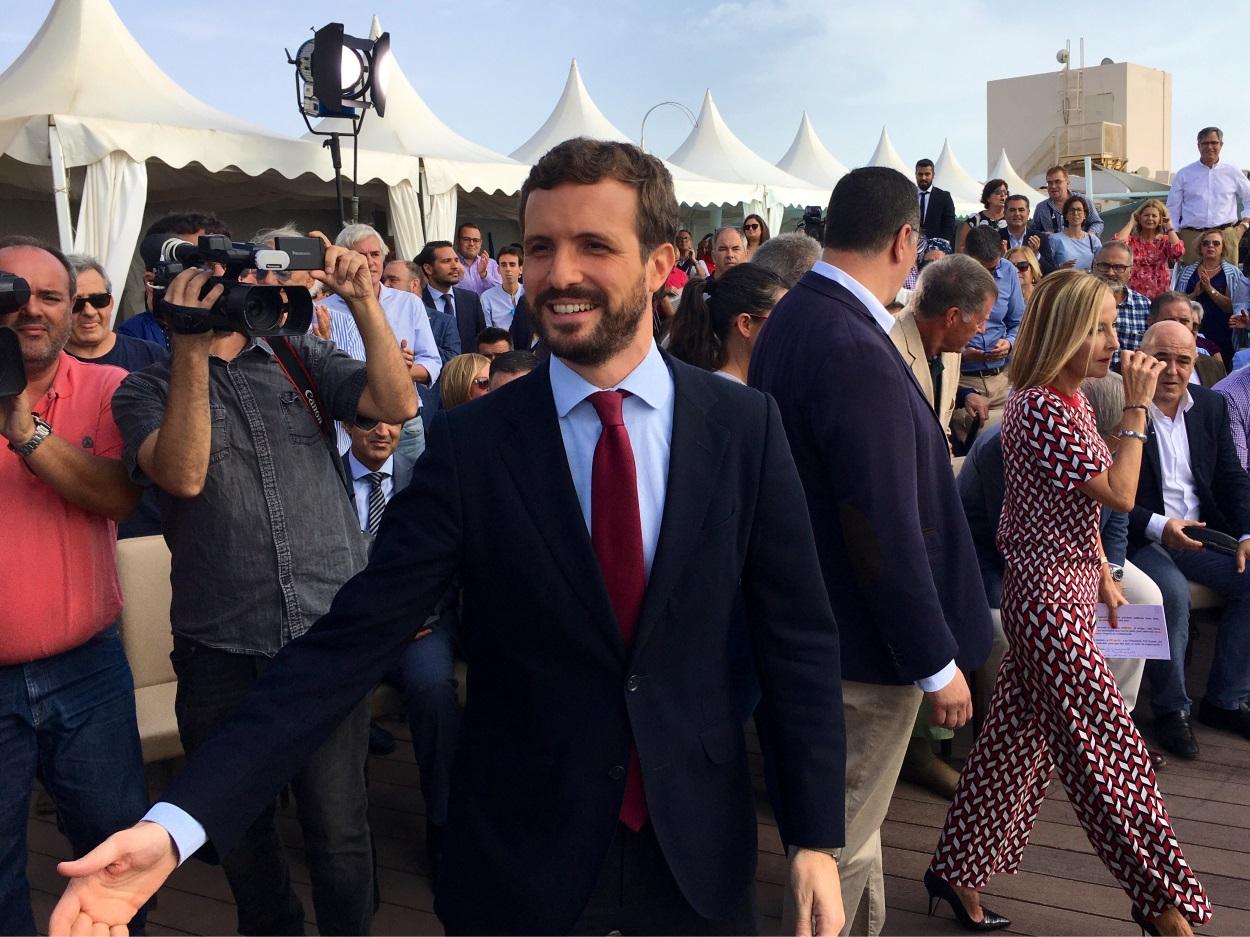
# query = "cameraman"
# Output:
<box><xmin>0</xmin><ymin>236</ymin><xmax>147</xmax><ymax>935</ymax></box>
<box><xmin>111</xmin><ymin>242</ymin><xmax>416</xmax><ymax>935</ymax></box>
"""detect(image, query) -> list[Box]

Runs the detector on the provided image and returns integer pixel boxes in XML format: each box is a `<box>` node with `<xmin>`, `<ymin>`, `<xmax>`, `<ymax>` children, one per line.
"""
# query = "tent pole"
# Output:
<box><xmin>48</xmin><ymin>118</ymin><xmax>74</xmax><ymax>251</ymax></box>
<box><xmin>417</xmin><ymin>160</ymin><xmax>428</xmax><ymax>245</ymax></box>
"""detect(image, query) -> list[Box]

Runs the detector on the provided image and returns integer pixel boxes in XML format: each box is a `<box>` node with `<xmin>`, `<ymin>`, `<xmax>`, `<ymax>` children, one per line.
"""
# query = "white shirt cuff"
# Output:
<box><xmin>142</xmin><ymin>802</ymin><xmax>207</xmax><ymax>867</ymax></box>
<box><xmin>1146</xmin><ymin>513</ymin><xmax>1168</xmax><ymax>543</ymax></box>
<box><xmin>915</xmin><ymin>659</ymin><xmax>957</xmax><ymax>692</ymax></box>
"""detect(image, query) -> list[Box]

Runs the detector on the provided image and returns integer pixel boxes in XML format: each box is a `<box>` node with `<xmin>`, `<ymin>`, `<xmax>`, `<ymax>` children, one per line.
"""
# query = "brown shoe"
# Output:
<box><xmin>900</xmin><ymin>739</ymin><xmax>961</xmax><ymax>799</ymax></box>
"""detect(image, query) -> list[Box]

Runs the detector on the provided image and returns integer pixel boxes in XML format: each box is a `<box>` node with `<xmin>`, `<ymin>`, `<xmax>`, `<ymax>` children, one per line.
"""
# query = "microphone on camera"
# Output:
<box><xmin>139</xmin><ymin>234</ymin><xmax>200</xmax><ymax>270</ymax></box>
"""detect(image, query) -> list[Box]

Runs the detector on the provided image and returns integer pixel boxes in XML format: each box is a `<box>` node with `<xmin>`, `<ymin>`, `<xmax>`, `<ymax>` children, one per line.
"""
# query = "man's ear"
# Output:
<box><xmin>648</xmin><ymin>243</ymin><xmax>677</xmax><ymax>294</ymax></box>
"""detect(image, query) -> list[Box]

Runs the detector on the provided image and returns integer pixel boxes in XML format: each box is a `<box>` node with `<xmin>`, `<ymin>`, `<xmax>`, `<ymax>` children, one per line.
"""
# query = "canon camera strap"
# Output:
<box><xmin>265</xmin><ymin>336</ymin><xmax>352</xmax><ymax>496</ymax></box>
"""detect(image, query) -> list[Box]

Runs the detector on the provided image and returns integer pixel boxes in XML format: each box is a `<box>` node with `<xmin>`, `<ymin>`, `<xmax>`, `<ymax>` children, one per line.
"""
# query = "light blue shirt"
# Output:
<box><xmin>549</xmin><ymin>340</ymin><xmax>674</xmax><ymax>579</ymax></box>
<box><xmin>809</xmin><ymin>260</ymin><xmax>956</xmax><ymax>693</ymax></box>
<box><xmin>146</xmin><ymin>340</ymin><xmax>678</xmax><ymax>866</ymax></box>
<box><xmin>324</xmin><ymin>284</ymin><xmax>441</xmax><ymax>451</ymax></box>
<box><xmin>348</xmin><ymin>451</ymin><xmax>394</xmax><ymax>533</ymax></box>
<box><xmin>962</xmin><ymin>257</ymin><xmax>1024</xmax><ymax>374</ymax></box>
<box><xmin>480</xmin><ymin>283</ymin><xmax>524</xmax><ymax>332</ymax></box>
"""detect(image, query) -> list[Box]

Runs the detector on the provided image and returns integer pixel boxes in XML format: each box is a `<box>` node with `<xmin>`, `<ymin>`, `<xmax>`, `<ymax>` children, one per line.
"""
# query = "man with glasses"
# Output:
<box><xmin>1093</xmin><ymin>241</ymin><xmax>1151</xmax><ymax>355</ymax></box>
<box><xmin>1032</xmin><ymin>165</ymin><xmax>1105</xmax><ymax>238</ymax></box>
<box><xmin>455</xmin><ymin>221</ymin><xmax>501</xmax><ymax>295</ymax></box>
<box><xmin>1168</xmin><ymin>127</ymin><xmax>1250</xmax><ymax>264</ymax></box>
<box><xmin>64</xmin><ymin>256</ymin><xmax>166</xmax><ymax>373</ymax></box>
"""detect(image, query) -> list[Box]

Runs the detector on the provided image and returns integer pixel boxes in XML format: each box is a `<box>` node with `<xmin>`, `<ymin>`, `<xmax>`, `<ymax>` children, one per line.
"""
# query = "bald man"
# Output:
<box><xmin>1127</xmin><ymin>320</ymin><xmax>1250</xmax><ymax>758</ymax></box>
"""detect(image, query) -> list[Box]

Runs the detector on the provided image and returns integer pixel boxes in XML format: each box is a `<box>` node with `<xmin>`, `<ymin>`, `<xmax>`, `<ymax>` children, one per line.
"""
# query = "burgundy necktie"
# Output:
<box><xmin>587</xmin><ymin>389</ymin><xmax>648</xmax><ymax>831</ymax></box>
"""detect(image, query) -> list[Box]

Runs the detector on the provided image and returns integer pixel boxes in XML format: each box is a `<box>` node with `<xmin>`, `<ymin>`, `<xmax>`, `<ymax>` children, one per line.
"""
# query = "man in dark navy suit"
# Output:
<box><xmin>751</xmin><ymin>166</ymin><xmax>992</xmax><ymax>934</ymax></box>
<box><xmin>53</xmin><ymin>139</ymin><xmax>848</xmax><ymax>937</ymax></box>
<box><xmin>1126</xmin><ymin>320</ymin><xmax>1250</xmax><ymax>758</ymax></box>
<box><xmin>914</xmin><ymin>159</ymin><xmax>956</xmax><ymax>245</ymax></box>
<box><xmin>382</xmin><ymin>258</ymin><xmax>461</xmax><ymax>363</ymax></box>
<box><xmin>417</xmin><ymin>241</ymin><xmax>487</xmax><ymax>356</ymax></box>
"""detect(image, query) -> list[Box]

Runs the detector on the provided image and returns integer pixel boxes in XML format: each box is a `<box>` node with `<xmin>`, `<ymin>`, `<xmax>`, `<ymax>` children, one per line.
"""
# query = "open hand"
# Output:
<box><xmin>312</xmin><ymin>304</ymin><xmax>332</xmax><ymax>340</ymax></box>
<box><xmin>789</xmin><ymin>849</ymin><xmax>844</xmax><ymax>936</ymax></box>
<box><xmin>50</xmin><ymin>822</ymin><xmax>179</xmax><ymax>936</ymax></box>
<box><xmin>476</xmin><ymin>252</ymin><xmax>490</xmax><ymax>277</ymax></box>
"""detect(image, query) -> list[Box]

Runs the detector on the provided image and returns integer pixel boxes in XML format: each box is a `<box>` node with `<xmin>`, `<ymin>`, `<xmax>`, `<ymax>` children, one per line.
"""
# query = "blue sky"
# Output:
<box><xmin>3</xmin><ymin>0</ymin><xmax>1247</xmax><ymax>174</ymax></box>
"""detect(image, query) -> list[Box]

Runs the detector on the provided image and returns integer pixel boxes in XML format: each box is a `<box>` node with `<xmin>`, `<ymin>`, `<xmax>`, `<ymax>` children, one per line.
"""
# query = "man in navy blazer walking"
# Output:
<box><xmin>751</xmin><ymin>167</ymin><xmax>992</xmax><ymax>935</ymax></box>
<box><xmin>53</xmin><ymin>139</ymin><xmax>848</xmax><ymax>936</ymax></box>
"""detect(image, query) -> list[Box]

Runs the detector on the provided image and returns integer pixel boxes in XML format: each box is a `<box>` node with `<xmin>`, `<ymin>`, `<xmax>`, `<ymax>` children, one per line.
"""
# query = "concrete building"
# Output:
<box><xmin>987</xmin><ymin>60</ymin><xmax>1172</xmax><ymax>184</ymax></box>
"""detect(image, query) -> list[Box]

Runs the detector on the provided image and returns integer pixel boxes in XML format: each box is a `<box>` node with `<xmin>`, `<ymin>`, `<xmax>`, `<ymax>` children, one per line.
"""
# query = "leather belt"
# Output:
<box><xmin>963</xmin><ymin>365</ymin><xmax>1006</xmax><ymax>378</ymax></box>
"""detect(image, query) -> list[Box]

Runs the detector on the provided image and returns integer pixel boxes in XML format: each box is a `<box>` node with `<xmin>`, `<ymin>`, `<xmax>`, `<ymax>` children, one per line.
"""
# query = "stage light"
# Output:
<box><xmin>291</xmin><ymin>22</ymin><xmax>390</xmax><ymax>120</ymax></box>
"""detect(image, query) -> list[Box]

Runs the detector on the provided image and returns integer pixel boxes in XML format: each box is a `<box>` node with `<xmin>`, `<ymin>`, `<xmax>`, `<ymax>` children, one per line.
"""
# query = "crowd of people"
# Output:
<box><xmin>4</xmin><ymin>128</ymin><xmax>1250</xmax><ymax>937</ymax></box>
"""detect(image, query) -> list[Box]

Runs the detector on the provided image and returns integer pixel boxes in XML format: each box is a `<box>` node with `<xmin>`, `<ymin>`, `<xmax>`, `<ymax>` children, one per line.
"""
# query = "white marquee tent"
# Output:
<box><xmin>0</xmin><ymin>0</ymin><xmax>419</xmax><ymax>313</ymax></box>
<box><xmin>933</xmin><ymin>139</ymin><xmax>984</xmax><ymax>214</ymax></box>
<box><xmin>668</xmin><ymin>90</ymin><xmax>827</xmax><ymax>232</ymax></box>
<box><xmin>309</xmin><ymin>16</ymin><xmax>527</xmax><ymax>262</ymax></box>
<box><xmin>510</xmin><ymin>60</ymin><xmax>757</xmax><ymax>209</ymax></box>
<box><xmin>775</xmin><ymin>112</ymin><xmax>847</xmax><ymax>193</ymax></box>
<box><xmin>865</xmin><ymin>127</ymin><xmax>910</xmax><ymax>174</ymax></box>
<box><xmin>988</xmin><ymin>148</ymin><xmax>1043</xmax><ymax>201</ymax></box>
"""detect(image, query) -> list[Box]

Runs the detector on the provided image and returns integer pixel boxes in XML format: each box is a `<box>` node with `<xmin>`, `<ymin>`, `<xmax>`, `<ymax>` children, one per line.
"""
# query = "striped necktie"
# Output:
<box><xmin>365</xmin><ymin>471</ymin><xmax>387</xmax><ymax>536</ymax></box>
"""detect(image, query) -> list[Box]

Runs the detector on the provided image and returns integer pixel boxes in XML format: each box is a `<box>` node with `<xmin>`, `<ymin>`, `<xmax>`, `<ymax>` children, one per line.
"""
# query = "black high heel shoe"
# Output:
<box><xmin>924</xmin><ymin>869</ymin><xmax>1011</xmax><ymax>932</ymax></box>
<box><xmin>1131</xmin><ymin>906</ymin><xmax>1161</xmax><ymax>936</ymax></box>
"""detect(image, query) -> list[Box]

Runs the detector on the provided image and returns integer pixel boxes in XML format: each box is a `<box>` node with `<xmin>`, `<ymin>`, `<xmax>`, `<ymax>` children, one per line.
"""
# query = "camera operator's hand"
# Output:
<box><xmin>307</xmin><ymin>231</ymin><xmax>374</xmax><ymax>306</ymax></box>
<box><xmin>0</xmin><ymin>387</ymin><xmax>36</xmax><ymax>449</ymax></box>
<box><xmin>163</xmin><ymin>268</ymin><xmax>222</xmax><ymax>351</ymax></box>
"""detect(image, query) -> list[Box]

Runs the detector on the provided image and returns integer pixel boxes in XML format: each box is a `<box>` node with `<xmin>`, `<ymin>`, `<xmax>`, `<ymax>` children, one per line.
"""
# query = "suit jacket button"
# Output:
<box><xmin>626</xmin><ymin>675</ymin><xmax>640</xmax><ymax>692</ymax></box>
<box><xmin>608</xmin><ymin>765</ymin><xmax>626</xmax><ymax>780</ymax></box>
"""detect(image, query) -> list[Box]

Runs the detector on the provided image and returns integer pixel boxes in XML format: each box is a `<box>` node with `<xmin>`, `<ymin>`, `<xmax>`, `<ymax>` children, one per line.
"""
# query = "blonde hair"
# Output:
<box><xmin>1006</xmin><ymin>246</ymin><xmax>1042</xmax><ymax>286</ymax></box>
<box><xmin>1009</xmin><ymin>270</ymin><xmax>1112</xmax><ymax>390</ymax></box>
<box><xmin>440</xmin><ymin>353</ymin><xmax>491</xmax><ymax>409</ymax></box>
<box><xmin>1133</xmin><ymin>198</ymin><xmax>1171</xmax><ymax>231</ymax></box>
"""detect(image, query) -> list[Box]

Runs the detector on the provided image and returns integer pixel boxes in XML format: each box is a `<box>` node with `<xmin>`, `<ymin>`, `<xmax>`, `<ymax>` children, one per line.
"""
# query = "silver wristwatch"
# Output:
<box><xmin>8</xmin><ymin>415</ymin><xmax>51</xmax><ymax>457</ymax></box>
<box><xmin>1107</xmin><ymin>563</ymin><xmax>1125</xmax><ymax>582</ymax></box>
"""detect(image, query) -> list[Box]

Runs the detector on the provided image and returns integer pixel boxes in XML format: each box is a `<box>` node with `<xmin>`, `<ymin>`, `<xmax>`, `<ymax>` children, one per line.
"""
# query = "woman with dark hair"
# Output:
<box><xmin>743</xmin><ymin>213</ymin><xmax>770</xmax><ymax>259</ymax></box>
<box><xmin>666</xmin><ymin>264</ymin><xmax>785</xmax><ymax>383</ymax></box>
<box><xmin>1050</xmin><ymin>195</ymin><xmax>1103</xmax><ymax>272</ymax></box>
<box><xmin>955</xmin><ymin>179</ymin><xmax>1009</xmax><ymax>252</ymax></box>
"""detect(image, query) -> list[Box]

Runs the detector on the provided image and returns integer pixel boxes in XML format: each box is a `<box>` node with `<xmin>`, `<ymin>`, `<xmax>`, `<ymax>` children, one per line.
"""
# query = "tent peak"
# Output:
<box><xmin>369</xmin><ymin>14</ymin><xmax>383</xmax><ymax>40</ymax></box>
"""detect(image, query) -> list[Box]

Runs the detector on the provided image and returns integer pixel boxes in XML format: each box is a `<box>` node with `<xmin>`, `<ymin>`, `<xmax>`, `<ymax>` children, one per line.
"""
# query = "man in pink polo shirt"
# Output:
<box><xmin>0</xmin><ymin>235</ymin><xmax>149</xmax><ymax>936</ymax></box>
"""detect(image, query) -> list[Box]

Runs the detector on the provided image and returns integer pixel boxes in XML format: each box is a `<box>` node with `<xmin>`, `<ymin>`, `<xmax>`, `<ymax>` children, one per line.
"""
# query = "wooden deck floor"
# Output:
<box><xmin>25</xmin><ymin>628</ymin><xmax>1250</xmax><ymax>936</ymax></box>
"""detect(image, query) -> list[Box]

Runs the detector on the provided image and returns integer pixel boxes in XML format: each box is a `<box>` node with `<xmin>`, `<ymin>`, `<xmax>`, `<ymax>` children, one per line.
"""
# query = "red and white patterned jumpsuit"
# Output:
<box><xmin>930</xmin><ymin>386</ymin><xmax>1211</xmax><ymax>926</ymax></box>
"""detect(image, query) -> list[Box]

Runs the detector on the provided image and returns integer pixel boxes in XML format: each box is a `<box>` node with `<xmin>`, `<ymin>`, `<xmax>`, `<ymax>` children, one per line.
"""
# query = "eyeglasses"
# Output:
<box><xmin>1093</xmin><ymin>263</ymin><xmax>1131</xmax><ymax>274</ymax></box>
<box><xmin>990</xmin><ymin>188</ymin><xmax>1008</xmax><ymax>196</ymax></box>
<box><xmin>471</xmin><ymin>377</ymin><xmax>491</xmax><ymax>389</ymax></box>
<box><xmin>72</xmin><ymin>292</ymin><xmax>111</xmax><ymax>313</ymax></box>
<box><xmin>1201</xmin><ymin>240</ymin><xmax>1223</xmax><ymax>248</ymax></box>
<box><xmin>743</xmin><ymin>222</ymin><xmax>761</xmax><ymax>231</ymax></box>
<box><xmin>460</xmin><ymin>236</ymin><xmax>483</xmax><ymax>245</ymax></box>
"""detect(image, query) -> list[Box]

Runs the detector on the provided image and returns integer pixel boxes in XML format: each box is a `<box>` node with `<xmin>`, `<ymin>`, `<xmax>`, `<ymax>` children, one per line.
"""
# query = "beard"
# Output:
<box><xmin>532</xmin><ymin>278</ymin><xmax>651</xmax><ymax>367</ymax></box>
<box><xmin>16</xmin><ymin>313</ymin><xmax>72</xmax><ymax>372</ymax></box>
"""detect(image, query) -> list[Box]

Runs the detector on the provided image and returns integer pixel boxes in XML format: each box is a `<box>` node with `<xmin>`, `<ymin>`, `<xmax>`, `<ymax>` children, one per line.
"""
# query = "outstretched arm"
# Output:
<box><xmin>50</xmin><ymin>823</ymin><xmax>178</xmax><ymax>936</ymax></box>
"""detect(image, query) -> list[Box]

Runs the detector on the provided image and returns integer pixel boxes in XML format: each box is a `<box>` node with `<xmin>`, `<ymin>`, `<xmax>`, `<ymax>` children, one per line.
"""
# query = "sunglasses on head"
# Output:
<box><xmin>72</xmin><ymin>292</ymin><xmax>111</xmax><ymax>313</ymax></box>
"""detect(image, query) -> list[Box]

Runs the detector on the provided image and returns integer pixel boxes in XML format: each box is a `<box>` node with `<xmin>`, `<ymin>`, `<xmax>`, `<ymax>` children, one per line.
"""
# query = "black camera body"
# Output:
<box><xmin>799</xmin><ymin>206</ymin><xmax>825</xmax><ymax>243</ymax></box>
<box><xmin>0</xmin><ymin>273</ymin><xmax>31</xmax><ymax>398</ymax></box>
<box><xmin>146</xmin><ymin>234</ymin><xmax>324</xmax><ymax>337</ymax></box>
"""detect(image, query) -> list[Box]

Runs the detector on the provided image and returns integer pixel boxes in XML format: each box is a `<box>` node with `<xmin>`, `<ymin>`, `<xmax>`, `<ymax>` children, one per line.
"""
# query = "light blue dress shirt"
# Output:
<box><xmin>548</xmin><ymin>340</ymin><xmax>674</xmax><ymax>579</ymax></box>
<box><xmin>480</xmin><ymin>284</ymin><xmax>524</xmax><ymax>332</ymax></box>
<box><xmin>348</xmin><ymin>452</ymin><xmax>394</xmax><ymax>533</ymax></box>
<box><xmin>961</xmin><ymin>257</ymin><xmax>1024</xmax><ymax>375</ymax></box>
<box><xmin>145</xmin><ymin>340</ymin><xmax>678</xmax><ymax>865</ymax></box>
<box><xmin>807</xmin><ymin>261</ymin><xmax>957</xmax><ymax>694</ymax></box>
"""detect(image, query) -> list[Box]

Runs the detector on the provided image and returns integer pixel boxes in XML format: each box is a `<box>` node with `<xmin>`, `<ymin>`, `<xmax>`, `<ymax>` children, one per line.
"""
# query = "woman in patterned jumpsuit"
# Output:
<box><xmin>926</xmin><ymin>271</ymin><xmax>1211</xmax><ymax>936</ymax></box>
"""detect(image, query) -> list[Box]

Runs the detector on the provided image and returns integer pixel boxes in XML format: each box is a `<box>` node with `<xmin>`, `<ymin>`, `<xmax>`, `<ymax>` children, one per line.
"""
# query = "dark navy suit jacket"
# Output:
<box><xmin>161</xmin><ymin>354</ymin><xmax>845</xmax><ymax>933</ymax></box>
<box><xmin>423</xmin><ymin>285</ymin><xmax>485</xmax><ymax>356</ymax></box>
<box><xmin>751</xmin><ymin>270</ymin><xmax>992</xmax><ymax>684</ymax></box>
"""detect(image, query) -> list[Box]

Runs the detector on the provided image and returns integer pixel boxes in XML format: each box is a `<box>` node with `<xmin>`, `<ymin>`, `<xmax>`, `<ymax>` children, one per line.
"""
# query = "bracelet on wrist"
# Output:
<box><xmin>1118</xmin><ymin>429</ymin><xmax>1148</xmax><ymax>443</ymax></box>
<box><xmin>1123</xmin><ymin>404</ymin><xmax>1148</xmax><ymax>412</ymax></box>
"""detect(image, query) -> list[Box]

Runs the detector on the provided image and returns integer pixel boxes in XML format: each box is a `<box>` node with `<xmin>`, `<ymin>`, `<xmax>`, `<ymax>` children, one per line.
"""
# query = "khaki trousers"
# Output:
<box><xmin>1180</xmin><ymin>224</ymin><xmax>1243</xmax><ymax>265</ymax></box>
<box><xmin>951</xmin><ymin>370</ymin><xmax>1010</xmax><ymax>443</ymax></box>
<box><xmin>784</xmin><ymin>680</ymin><xmax>921</xmax><ymax>936</ymax></box>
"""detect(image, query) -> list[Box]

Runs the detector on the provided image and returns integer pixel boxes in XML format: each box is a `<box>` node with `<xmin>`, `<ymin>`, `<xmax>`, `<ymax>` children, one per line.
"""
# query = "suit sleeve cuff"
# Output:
<box><xmin>915</xmin><ymin>659</ymin><xmax>957</xmax><ymax>692</ymax></box>
<box><xmin>142</xmin><ymin>802</ymin><xmax>207</xmax><ymax>867</ymax></box>
<box><xmin>1146</xmin><ymin>514</ymin><xmax>1168</xmax><ymax>543</ymax></box>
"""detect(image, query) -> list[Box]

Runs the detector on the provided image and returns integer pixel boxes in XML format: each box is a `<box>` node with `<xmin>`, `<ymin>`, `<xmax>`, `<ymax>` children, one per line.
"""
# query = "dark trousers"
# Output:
<box><xmin>571</xmin><ymin>822</ymin><xmax>758</xmax><ymax>936</ymax></box>
<box><xmin>0</xmin><ymin>626</ymin><xmax>149</xmax><ymax>936</ymax></box>
<box><xmin>383</xmin><ymin>614</ymin><xmax>459</xmax><ymax>827</ymax></box>
<box><xmin>172</xmin><ymin>637</ymin><xmax>373</xmax><ymax>936</ymax></box>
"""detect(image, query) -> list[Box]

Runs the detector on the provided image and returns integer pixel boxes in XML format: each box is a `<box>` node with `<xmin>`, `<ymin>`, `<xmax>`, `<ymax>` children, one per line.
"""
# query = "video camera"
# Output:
<box><xmin>0</xmin><ymin>272</ymin><xmax>31</xmax><ymax>398</ymax></box>
<box><xmin>142</xmin><ymin>234</ymin><xmax>324</xmax><ymax>337</ymax></box>
<box><xmin>799</xmin><ymin>206</ymin><xmax>825</xmax><ymax>242</ymax></box>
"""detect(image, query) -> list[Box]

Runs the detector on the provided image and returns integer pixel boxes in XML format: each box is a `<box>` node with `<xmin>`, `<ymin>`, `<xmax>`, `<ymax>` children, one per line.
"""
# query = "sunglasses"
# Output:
<box><xmin>472</xmin><ymin>377</ymin><xmax>491</xmax><ymax>389</ymax></box>
<box><xmin>72</xmin><ymin>292</ymin><xmax>111</xmax><ymax>313</ymax></box>
<box><xmin>247</xmin><ymin>268</ymin><xmax>293</xmax><ymax>283</ymax></box>
<box><xmin>743</xmin><ymin>223</ymin><xmax>761</xmax><ymax>230</ymax></box>
<box><xmin>1012</xmin><ymin>261</ymin><xmax>1032</xmax><ymax>271</ymax></box>
<box><xmin>1201</xmin><ymin>240</ymin><xmax>1223</xmax><ymax>248</ymax></box>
